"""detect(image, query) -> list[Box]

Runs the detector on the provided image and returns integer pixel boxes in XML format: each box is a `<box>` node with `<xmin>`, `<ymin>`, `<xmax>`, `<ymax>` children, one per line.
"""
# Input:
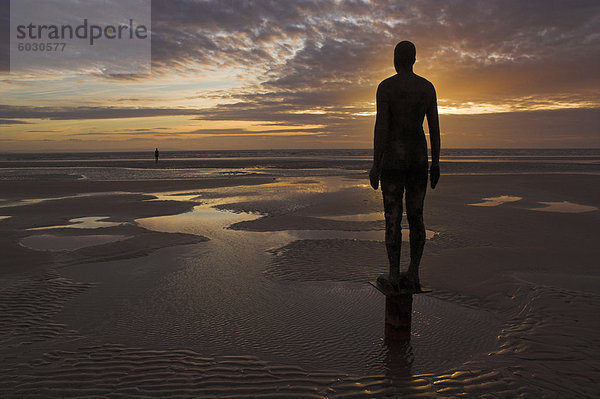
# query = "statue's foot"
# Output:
<box><xmin>377</xmin><ymin>273</ymin><xmax>399</xmax><ymax>293</ymax></box>
<box><xmin>398</xmin><ymin>273</ymin><xmax>421</xmax><ymax>292</ymax></box>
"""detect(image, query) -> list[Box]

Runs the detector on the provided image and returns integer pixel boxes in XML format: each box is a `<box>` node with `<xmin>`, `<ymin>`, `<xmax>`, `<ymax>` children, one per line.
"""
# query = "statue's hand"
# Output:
<box><xmin>430</xmin><ymin>163</ymin><xmax>440</xmax><ymax>189</ymax></box>
<box><xmin>369</xmin><ymin>166</ymin><xmax>380</xmax><ymax>190</ymax></box>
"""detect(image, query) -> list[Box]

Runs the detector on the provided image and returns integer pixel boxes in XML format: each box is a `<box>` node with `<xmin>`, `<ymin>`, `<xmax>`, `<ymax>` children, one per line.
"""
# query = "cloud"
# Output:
<box><xmin>0</xmin><ymin>119</ymin><xmax>30</xmax><ymax>125</ymax></box>
<box><xmin>440</xmin><ymin>108</ymin><xmax>600</xmax><ymax>147</ymax></box>
<box><xmin>145</xmin><ymin>0</ymin><xmax>600</xmax><ymax>128</ymax></box>
<box><xmin>1</xmin><ymin>0</ymin><xmax>599</xmax><ymax>148</ymax></box>
<box><xmin>69</xmin><ymin>126</ymin><xmax>326</xmax><ymax>137</ymax></box>
<box><xmin>0</xmin><ymin>105</ymin><xmax>199</xmax><ymax>120</ymax></box>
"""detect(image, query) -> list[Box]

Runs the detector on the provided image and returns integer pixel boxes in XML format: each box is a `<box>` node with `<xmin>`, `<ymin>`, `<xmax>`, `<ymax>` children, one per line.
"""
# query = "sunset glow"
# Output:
<box><xmin>1</xmin><ymin>0</ymin><xmax>599</xmax><ymax>151</ymax></box>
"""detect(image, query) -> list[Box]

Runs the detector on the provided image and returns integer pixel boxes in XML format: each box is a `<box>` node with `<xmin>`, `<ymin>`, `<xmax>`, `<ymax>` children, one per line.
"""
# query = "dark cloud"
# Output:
<box><xmin>70</xmin><ymin>126</ymin><xmax>326</xmax><ymax>137</ymax></box>
<box><xmin>0</xmin><ymin>1</ymin><xmax>7</xmax><ymax>73</ymax></box>
<box><xmin>27</xmin><ymin>130</ymin><xmax>56</xmax><ymax>132</ymax></box>
<box><xmin>440</xmin><ymin>108</ymin><xmax>600</xmax><ymax>147</ymax></box>
<box><xmin>146</xmin><ymin>0</ymin><xmax>600</xmax><ymax>135</ymax></box>
<box><xmin>0</xmin><ymin>105</ymin><xmax>198</xmax><ymax>120</ymax></box>
<box><xmin>0</xmin><ymin>119</ymin><xmax>30</xmax><ymax>125</ymax></box>
<box><xmin>149</xmin><ymin>1</ymin><xmax>600</xmax><ymax>80</ymax></box>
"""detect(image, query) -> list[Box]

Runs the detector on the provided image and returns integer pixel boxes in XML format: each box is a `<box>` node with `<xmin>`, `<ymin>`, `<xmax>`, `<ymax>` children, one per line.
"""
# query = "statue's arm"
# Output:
<box><xmin>426</xmin><ymin>85</ymin><xmax>440</xmax><ymax>164</ymax></box>
<box><xmin>370</xmin><ymin>83</ymin><xmax>390</xmax><ymax>189</ymax></box>
<box><xmin>426</xmin><ymin>85</ymin><xmax>441</xmax><ymax>188</ymax></box>
<box><xmin>373</xmin><ymin>84</ymin><xmax>390</xmax><ymax>169</ymax></box>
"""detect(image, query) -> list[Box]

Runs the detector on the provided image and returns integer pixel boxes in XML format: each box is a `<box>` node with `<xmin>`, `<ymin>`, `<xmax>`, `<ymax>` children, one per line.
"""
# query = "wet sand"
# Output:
<box><xmin>1</xmin><ymin>173</ymin><xmax>599</xmax><ymax>397</ymax></box>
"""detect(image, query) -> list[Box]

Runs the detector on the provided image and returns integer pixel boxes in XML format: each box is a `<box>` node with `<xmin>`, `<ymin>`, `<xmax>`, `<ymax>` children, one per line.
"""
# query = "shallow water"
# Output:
<box><xmin>20</xmin><ymin>234</ymin><xmax>131</xmax><ymax>251</ymax></box>
<box><xmin>528</xmin><ymin>200</ymin><xmax>598</xmax><ymax>213</ymax></box>
<box><xmin>27</xmin><ymin>216</ymin><xmax>125</xmax><ymax>231</ymax></box>
<box><xmin>468</xmin><ymin>195</ymin><xmax>523</xmax><ymax>207</ymax></box>
<box><xmin>2</xmin><ymin>148</ymin><xmax>599</xmax><ymax>178</ymax></box>
<box><xmin>468</xmin><ymin>196</ymin><xmax>599</xmax><ymax>214</ymax></box>
<box><xmin>140</xmin><ymin>205</ymin><xmax>436</xmax><ymax>244</ymax></box>
<box><xmin>129</xmin><ymin>188</ymin><xmax>498</xmax><ymax>375</ymax></box>
<box><xmin>0</xmin><ymin>191</ymin><xmax>130</xmax><ymax>208</ymax></box>
<box><xmin>316</xmin><ymin>211</ymin><xmax>384</xmax><ymax>222</ymax></box>
<box><xmin>2</xmin><ymin>173</ymin><xmax>598</xmax><ymax>397</ymax></box>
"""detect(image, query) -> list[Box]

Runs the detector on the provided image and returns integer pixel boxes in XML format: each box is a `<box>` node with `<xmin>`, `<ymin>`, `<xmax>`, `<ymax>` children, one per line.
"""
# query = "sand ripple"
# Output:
<box><xmin>0</xmin><ymin>343</ymin><xmax>531</xmax><ymax>398</ymax></box>
<box><xmin>266</xmin><ymin>239</ymin><xmax>389</xmax><ymax>282</ymax></box>
<box><xmin>1</xmin><ymin>254</ymin><xmax>591</xmax><ymax>397</ymax></box>
<box><xmin>486</xmin><ymin>283</ymin><xmax>600</xmax><ymax>398</ymax></box>
<box><xmin>0</xmin><ymin>271</ymin><xmax>94</xmax><ymax>352</ymax></box>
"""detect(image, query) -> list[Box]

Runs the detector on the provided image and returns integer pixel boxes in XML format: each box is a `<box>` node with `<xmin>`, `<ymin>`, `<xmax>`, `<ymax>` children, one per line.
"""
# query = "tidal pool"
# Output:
<box><xmin>21</xmin><ymin>234</ymin><xmax>131</xmax><ymax>251</ymax></box>
<box><xmin>468</xmin><ymin>195</ymin><xmax>523</xmax><ymax>207</ymax></box>
<box><xmin>528</xmin><ymin>201</ymin><xmax>598</xmax><ymax>213</ymax></box>
<box><xmin>27</xmin><ymin>216</ymin><xmax>125</xmax><ymax>231</ymax></box>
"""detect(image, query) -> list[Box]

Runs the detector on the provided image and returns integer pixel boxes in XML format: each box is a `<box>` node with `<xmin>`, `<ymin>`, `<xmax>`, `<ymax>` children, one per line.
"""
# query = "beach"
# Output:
<box><xmin>0</xmin><ymin>150</ymin><xmax>599</xmax><ymax>397</ymax></box>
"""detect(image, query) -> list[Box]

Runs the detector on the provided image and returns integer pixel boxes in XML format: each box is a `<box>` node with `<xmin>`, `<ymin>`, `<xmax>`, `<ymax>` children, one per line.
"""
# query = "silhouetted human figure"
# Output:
<box><xmin>154</xmin><ymin>148</ymin><xmax>159</xmax><ymax>163</ymax></box>
<box><xmin>369</xmin><ymin>41</ymin><xmax>440</xmax><ymax>292</ymax></box>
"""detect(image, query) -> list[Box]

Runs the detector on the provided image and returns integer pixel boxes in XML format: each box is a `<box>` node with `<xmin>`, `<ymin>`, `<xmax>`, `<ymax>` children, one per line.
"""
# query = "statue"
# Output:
<box><xmin>369</xmin><ymin>41</ymin><xmax>441</xmax><ymax>293</ymax></box>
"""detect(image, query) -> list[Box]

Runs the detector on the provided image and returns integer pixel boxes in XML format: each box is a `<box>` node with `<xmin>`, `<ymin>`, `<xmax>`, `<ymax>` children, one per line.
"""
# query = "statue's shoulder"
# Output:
<box><xmin>411</xmin><ymin>73</ymin><xmax>434</xmax><ymax>88</ymax></box>
<box><xmin>377</xmin><ymin>75</ymin><xmax>397</xmax><ymax>93</ymax></box>
<box><xmin>380</xmin><ymin>73</ymin><xmax>434</xmax><ymax>91</ymax></box>
<box><xmin>413</xmin><ymin>74</ymin><xmax>436</xmax><ymax>96</ymax></box>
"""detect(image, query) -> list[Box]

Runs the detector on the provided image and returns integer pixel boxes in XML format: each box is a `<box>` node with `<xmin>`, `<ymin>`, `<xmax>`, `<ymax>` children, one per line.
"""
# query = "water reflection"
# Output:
<box><xmin>27</xmin><ymin>216</ymin><xmax>125</xmax><ymax>230</ymax></box>
<box><xmin>382</xmin><ymin>294</ymin><xmax>417</xmax><ymax>380</ymax></box>
<box><xmin>317</xmin><ymin>212</ymin><xmax>384</xmax><ymax>222</ymax></box>
<box><xmin>0</xmin><ymin>192</ymin><xmax>130</xmax><ymax>208</ymax></box>
<box><xmin>468</xmin><ymin>195</ymin><xmax>522</xmax><ymax>207</ymax></box>
<box><xmin>137</xmin><ymin>204</ymin><xmax>436</xmax><ymax>244</ymax></box>
<box><xmin>384</xmin><ymin>294</ymin><xmax>413</xmax><ymax>341</ymax></box>
<box><xmin>384</xmin><ymin>339</ymin><xmax>414</xmax><ymax>380</ymax></box>
<box><xmin>469</xmin><ymin>196</ymin><xmax>598</xmax><ymax>213</ymax></box>
<box><xmin>130</xmin><ymin>183</ymin><xmax>500</xmax><ymax>376</ymax></box>
<box><xmin>21</xmin><ymin>234</ymin><xmax>131</xmax><ymax>251</ymax></box>
<box><xmin>529</xmin><ymin>201</ymin><xmax>597</xmax><ymax>213</ymax></box>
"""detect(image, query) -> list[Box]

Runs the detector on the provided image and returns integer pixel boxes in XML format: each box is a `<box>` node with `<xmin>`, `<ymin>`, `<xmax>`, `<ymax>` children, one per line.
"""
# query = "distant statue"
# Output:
<box><xmin>154</xmin><ymin>147</ymin><xmax>159</xmax><ymax>163</ymax></box>
<box><xmin>369</xmin><ymin>41</ymin><xmax>441</xmax><ymax>292</ymax></box>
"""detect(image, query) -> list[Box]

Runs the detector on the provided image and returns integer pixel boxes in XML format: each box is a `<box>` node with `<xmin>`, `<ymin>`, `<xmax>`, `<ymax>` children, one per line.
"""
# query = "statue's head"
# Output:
<box><xmin>394</xmin><ymin>41</ymin><xmax>416</xmax><ymax>72</ymax></box>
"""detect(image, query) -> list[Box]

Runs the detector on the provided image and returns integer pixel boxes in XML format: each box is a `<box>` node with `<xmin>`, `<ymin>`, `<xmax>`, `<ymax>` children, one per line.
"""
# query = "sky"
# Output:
<box><xmin>1</xmin><ymin>0</ymin><xmax>599</xmax><ymax>151</ymax></box>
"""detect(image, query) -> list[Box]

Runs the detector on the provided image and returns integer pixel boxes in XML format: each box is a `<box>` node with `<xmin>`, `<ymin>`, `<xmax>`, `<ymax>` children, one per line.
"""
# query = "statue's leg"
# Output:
<box><xmin>405</xmin><ymin>163</ymin><xmax>428</xmax><ymax>284</ymax></box>
<box><xmin>381</xmin><ymin>169</ymin><xmax>406</xmax><ymax>284</ymax></box>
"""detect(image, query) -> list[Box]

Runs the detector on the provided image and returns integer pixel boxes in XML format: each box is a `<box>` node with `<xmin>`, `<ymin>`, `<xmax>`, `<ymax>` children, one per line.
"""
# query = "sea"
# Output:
<box><xmin>0</xmin><ymin>148</ymin><xmax>598</xmax><ymax>180</ymax></box>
